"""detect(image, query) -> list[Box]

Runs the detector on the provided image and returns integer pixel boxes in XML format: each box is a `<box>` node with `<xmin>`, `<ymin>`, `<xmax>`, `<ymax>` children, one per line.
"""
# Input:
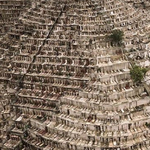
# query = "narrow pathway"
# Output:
<box><xmin>17</xmin><ymin>4</ymin><xmax>66</xmax><ymax>91</ymax></box>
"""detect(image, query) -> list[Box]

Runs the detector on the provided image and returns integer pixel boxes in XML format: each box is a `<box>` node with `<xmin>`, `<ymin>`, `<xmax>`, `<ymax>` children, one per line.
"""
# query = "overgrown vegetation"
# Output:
<box><xmin>109</xmin><ymin>29</ymin><xmax>124</xmax><ymax>45</ymax></box>
<box><xmin>130</xmin><ymin>65</ymin><xmax>149</xmax><ymax>84</ymax></box>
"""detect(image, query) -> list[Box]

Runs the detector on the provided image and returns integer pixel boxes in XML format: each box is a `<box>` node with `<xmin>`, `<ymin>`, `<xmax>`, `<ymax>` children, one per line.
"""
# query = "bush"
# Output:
<box><xmin>130</xmin><ymin>65</ymin><xmax>148</xmax><ymax>83</ymax></box>
<box><xmin>109</xmin><ymin>29</ymin><xmax>124</xmax><ymax>44</ymax></box>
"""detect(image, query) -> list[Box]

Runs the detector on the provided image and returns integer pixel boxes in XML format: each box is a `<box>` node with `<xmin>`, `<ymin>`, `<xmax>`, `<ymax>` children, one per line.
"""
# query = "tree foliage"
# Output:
<box><xmin>109</xmin><ymin>29</ymin><xmax>124</xmax><ymax>44</ymax></box>
<box><xmin>130</xmin><ymin>65</ymin><xmax>148</xmax><ymax>83</ymax></box>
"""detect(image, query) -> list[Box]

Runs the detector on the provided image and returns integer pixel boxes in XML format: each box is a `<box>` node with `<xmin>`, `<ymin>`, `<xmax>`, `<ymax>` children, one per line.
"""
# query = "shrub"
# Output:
<box><xmin>130</xmin><ymin>65</ymin><xmax>148</xmax><ymax>83</ymax></box>
<box><xmin>109</xmin><ymin>29</ymin><xmax>124</xmax><ymax>45</ymax></box>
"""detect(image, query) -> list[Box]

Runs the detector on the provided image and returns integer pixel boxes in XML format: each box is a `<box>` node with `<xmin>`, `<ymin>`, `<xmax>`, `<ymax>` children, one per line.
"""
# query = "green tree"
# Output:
<box><xmin>130</xmin><ymin>65</ymin><xmax>148</xmax><ymax>83</ymax></box>
<box><xmin>109</xmin><ymin>29</ymin><xmax>124</xmax><ymax>45</ymax></box>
